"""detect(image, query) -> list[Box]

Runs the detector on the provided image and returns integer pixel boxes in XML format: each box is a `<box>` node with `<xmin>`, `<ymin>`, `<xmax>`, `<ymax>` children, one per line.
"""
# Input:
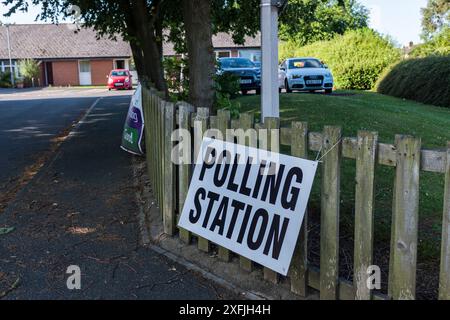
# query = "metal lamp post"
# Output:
<box><xmin>5</xmin><ymin>23</ymin><xmax>15</xmax><ymax>87</ymax></box>
<box><xmin>260</xmin><ymin>0</ymin><xmax>287</xmax><ymax>121</ymax></box>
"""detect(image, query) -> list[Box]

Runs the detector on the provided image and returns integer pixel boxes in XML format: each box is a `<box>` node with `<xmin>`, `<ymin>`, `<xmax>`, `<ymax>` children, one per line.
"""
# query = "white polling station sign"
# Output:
<box><xmin>178</xmin><ymin>137</ymin><xmax>318</xmax><ymax>275</ymax></box>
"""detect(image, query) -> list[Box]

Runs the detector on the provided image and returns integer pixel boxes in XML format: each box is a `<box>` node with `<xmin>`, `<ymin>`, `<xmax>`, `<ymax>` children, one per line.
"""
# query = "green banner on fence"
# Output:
<box><xmin>121</xmin><ymin>84</ymin><xmax>145</xmax><ymax>156</ymax></box>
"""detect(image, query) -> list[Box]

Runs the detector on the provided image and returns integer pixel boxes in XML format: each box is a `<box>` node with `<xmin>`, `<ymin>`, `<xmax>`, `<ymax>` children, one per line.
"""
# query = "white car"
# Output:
<box><xmin>278</xmin><ymin>57</ymin><xmax>334</xmax><ymax>94</ymax></box>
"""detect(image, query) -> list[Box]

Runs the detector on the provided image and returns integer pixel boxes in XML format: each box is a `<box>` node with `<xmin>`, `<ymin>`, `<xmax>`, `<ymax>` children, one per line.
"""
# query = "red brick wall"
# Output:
<box><xmin>52</xmin><ymin>61</ymin><xmax>79</xmax><ymax>86</ymax></box>
<box><xmin>91</xmin><ymin>60</ymin><xmax>114</xmax><ymax>85</ymax></box>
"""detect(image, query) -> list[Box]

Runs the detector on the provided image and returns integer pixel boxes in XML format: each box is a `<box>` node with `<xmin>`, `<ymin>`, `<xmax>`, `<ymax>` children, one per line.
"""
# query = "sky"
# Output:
<box><xmin>359</xmin><ymin>0</ymin><xmax>427</xmax><ymax>46</ymax></box>
<box><xmin>1</xmin><ymin>0</ymin><xmax>428</xmax><ymax>47</ymax></box>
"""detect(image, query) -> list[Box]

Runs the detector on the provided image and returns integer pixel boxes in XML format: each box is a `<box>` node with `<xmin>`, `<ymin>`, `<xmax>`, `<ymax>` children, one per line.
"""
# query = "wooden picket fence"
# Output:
<box><xmin>141</xmin><ymin>85</ymin><xmax>450</xmax><ymax>300</ymax></box>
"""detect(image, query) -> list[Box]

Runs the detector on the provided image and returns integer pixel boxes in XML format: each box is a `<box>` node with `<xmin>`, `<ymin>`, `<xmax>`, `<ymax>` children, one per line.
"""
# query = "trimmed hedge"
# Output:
<box><xmin>376</xmin><ymin>56</ymin><xmax>450</xmax><ymax>108</ymax></box>
<box><xmin>279</xmin><ymin>28</ymin><xmax>401</xmax><ymax>90</ymax></box>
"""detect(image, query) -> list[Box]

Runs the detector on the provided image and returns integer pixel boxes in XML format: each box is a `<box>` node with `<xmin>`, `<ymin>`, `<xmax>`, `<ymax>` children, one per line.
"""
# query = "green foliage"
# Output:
<box><xmin>214</xmin><ymin>91</ymin><xmax>242</xmax><ymax>119</ymax></box>
<box><xmin>215</xmin><ymin>72</ymin><xmax>241</xmax><ymax>99</ymax></box>
<box><xmin>421</xmin><ymin>0</ymin><xmax>450</xmax><ymax>40</ymax></box>
<box><xmin>0</xmin><ymin>72</ymin><xmax>13</xmax><ymax>88</ymax></box>
<box><xmin>280</xmin><ymin>28</ymin><xmax>401</xmax><ymax>90</ymax></box>
<box><xmin>214</xmin><ymin>72</ymin><xmax>241</xmax><ymax>118</ymax></box>
<box><xmin>279</xmin><ymin>0</ymin><xmax>369</xmax><ymax>45</ymax></box>
<box><xmin>376</xmin><ymin>56</ymin><xmax>450</xmax><ymax>108</ymax></box>
<box><xmin>411</xmin><ymin>27</ymin><xmax>450</xmax><ymax>57</ymax></box>
<box><xmin>19</xmin><ymin>59</ymin><xmax>40</xmax><ymax>85</ymax></box>
<box><xmin>163</xmin><ymin>56</ymin><xmax>189</xmax><ymax>102</ymax></box>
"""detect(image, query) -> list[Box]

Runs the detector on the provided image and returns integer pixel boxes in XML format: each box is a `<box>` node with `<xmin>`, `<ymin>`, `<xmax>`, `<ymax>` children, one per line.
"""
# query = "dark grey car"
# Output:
<box><xmin>218</xmin><ymin>58</ymin><xmax>261</xmax><ymax>95</ymax></box>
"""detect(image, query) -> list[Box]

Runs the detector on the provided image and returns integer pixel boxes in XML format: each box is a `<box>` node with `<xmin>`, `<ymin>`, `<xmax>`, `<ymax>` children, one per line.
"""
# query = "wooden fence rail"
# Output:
<box><xmin>141</xmin><ymin>86</ymin><xmax>450</xmax><ymax>300</ymax></box>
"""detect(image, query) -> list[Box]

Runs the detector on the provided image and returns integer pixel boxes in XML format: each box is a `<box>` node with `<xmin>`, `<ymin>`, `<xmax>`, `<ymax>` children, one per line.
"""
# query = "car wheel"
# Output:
<box><xmin>285</xmin><ymin>80</ymin><xmax>292</xmax><ymax>93</ymax></box>
<box><xmin>242</xmin><ymin>90</ymin><xmax>248</xmax><ymax>95</ymax></box>
<box><xmin>309</xmin><ymin>90</ymin><xmax>316</xmax><ymax>93</ymax></box>
<box><xmin>325</xmin><ymin>89</ymin><xmax>333</xmax><ymax>94</ymax></box>
<box><xmin>256</xmin><ymin>88</ymin><xmax>261</xmax><ymax>95</ymax></box>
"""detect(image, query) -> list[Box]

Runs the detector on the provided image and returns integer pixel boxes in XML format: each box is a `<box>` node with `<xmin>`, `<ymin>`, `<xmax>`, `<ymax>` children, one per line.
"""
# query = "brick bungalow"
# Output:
<box><xmin>0</xmin><ymin>23</ymin><xmax>261</xmax><ymax>87</ymax></box>
<box><xmin>163</xmin><ymin>32</ymin><xmax>262</xmax><ymax>62</ymax></box>
<box><xmin>0</xmin><ymin>24</ymin><xmax>133</xmax><ymax>87</ymax></box>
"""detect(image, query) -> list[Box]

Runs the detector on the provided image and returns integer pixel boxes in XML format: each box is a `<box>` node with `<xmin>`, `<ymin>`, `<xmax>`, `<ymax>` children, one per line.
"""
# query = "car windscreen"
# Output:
<box><xmin>111</xmin><ymin>71</ymin><xmax>128</xmax><ymax>77</ymax></box>
<box><xmin>288</xmin><ymin>59</ymin><xmax>322</xmax><ymax>69</ymax></box>
<box><xmin>220</xmin><ymin>59</ymin><xmax>255</xmax><ymax>69</ymax></box>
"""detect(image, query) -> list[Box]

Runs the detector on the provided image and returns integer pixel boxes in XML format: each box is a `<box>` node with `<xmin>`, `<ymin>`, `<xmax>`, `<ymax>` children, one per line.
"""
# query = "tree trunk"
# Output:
<box><xmin>130</xmin><ymin>0</ymin><xmax>167</xmax><ymax>94</ymax></box>
<box><xmin>183</xmin><ymin>0</ymin><xmax>216</xmax><ymax>110</ymax></box>
<box><xmin>130</xmin><ymin>41</ymin><xmax>146</xmax><ymax>80</ymax></box>
<box><xmin>119</xmin><ymin>1</ymin><xmax>156</xmax><ymax>86</ymax></box>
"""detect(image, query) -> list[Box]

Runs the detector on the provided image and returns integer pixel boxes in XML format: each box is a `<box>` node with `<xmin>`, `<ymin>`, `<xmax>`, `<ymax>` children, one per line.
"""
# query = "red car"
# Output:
<box><xmin>107</xmin><ymin>69</ymin><xmax>133</xmax><ymax>90</ymax></box>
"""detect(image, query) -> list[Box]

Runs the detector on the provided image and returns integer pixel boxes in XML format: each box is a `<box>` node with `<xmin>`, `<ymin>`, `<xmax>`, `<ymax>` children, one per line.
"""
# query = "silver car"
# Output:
<box><xmin>278</xmin><ymin>57</ymin><xmax>334</xmax><ymax>94</ymax></box>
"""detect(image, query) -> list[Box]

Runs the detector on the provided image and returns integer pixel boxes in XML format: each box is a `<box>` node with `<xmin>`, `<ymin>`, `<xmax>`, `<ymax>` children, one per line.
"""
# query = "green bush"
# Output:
<box><xmin>18</xmin><ymin>59</ymin><xmax>40</xmax><ymax>86</ymax></box>
<box><xmin>0</xmin><ymin>71</ymin><xmax>13</xmax><ymax>88</ymax></box>
<box><xmin>215</xmin><ymin>71</ymin><xmax>241</xmax><ymax>99</ymax></box>
<box><xmin>376</xmin><ymin>56</ymin><xmax>450</xmax><ymax>108</ymax></box>
<box><xmin>214</xmin><ymin>72</ymin><xmax>241</xmax><ymax>118</ymax></box>
<box><xmin>410</xmin><ymin>27</ymin><xmax>450</xmax><ymax>58</ymax></box>
<box><xmin>163</xmin><ymin>56</ymin><xmax>189</xmax><ymax>102</ymax></box>
<box><xmin>279</xmin><ymin>28</ymin><xmax>401</xmax><ymax>90</ymax></box>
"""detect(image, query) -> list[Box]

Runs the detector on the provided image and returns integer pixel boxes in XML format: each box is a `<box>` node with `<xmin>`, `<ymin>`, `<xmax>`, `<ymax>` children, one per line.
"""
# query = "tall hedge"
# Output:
<box><xmin>279</xmin><ymin>28</ymin><xmax>401</xmax><ymax>90</ymax></box>
<box><xmin>376</xmin><ymin>56</ymin><xmax>450</xmax><ymax>108</ymax></box>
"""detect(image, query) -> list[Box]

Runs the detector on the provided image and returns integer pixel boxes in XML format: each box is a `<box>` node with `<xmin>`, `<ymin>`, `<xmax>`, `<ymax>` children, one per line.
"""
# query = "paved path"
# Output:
<box><xmin>0</xmin><ymin>93</ymin><xmax>235</xmax><ymax>299</ymax></box>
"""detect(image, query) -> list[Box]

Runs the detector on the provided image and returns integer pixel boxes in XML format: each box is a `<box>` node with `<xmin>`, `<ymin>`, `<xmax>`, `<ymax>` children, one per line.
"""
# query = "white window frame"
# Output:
<box><xmin>239</xmin><ymin>50</ymin><xmax>262</xmax><ymax>62</ymax></box>
<box><xmin>216</xmin><ymin>50</ymin><xmax>232</xmax><ymax>59</ymax></box>
<box><xmin>113</xmin><ymin>59</ymin><xmax>130</xmax><ymax>70</ymax></box>
<box><xmin>1</xmin><ymin>60</ymin><xmax>20</xmax><ymax>77</ymax></box>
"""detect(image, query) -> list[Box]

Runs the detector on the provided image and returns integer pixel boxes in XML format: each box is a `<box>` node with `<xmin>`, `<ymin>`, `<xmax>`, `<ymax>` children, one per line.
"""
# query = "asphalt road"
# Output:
<box><xmin>0</xmin><ymin>89</ymin><xmax>131</xmax><ymax>205</ymax></box>
<box><xmin>0</xmin><ymin>89</ymin><xmax>235</xmax><ymax>299</ymax></box>
<box><xmin>0</xmin><ymin>96</ymin><xmax>97</xmax><ymax>188</ymax></box>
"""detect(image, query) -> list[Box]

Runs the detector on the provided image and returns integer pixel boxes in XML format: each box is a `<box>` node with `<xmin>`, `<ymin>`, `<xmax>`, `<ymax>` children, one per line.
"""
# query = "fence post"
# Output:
<box><xmin>354</xmin><ymin>131</ymin><xmax>378</xmax><ymax>300</ymax></box>
<box><xmin>263</xmin><ymin>117</ymin><xmax>280</xmax><ymax>284</ymax></box>
<box><xmin>195</xmin><ymin>107</ymin><xmax>210</xmax><ymax>253</ymax></box>
<box><xmin>320</xmin><ymin>126</ymin><xmax>342</xmax><ymax>300</ymax></box>
<box><xmin>142</xmin><ymin>87</ymin><xmax>151</xmax><ymax>181</ymax></box>
<box><xmin>388</xmin><ymin>135</ymin><xmax>421</xmax><ymax>300</ymax></box>
<box><xmin>239</xmin><ymin>113</ymin><xmax>255</xmax><ymax>272</ymax></box>
<box><xmin>217</xmin><ymin>109</ymin><xmax>232</xmax><ymax>262</ymax></box>
<box><xmin>178</xmin><ymin>104</ymin><xmax>194</xmax><ymax>244</ymax></box>
<box><xmin>155</xmin><ymin>96</ymin><xmax>161</xmax><ymax>206</ymax></box>
<box><xmin>151</xmin><ymin>94</ymin><xmax>157</xmax><ymax>192</ymax></box>
<box><xmin>439</xmin><ymin>142</ymin><xmax>450</xmax><ymax>300</ymax></box>
<box><xmin>289</xmin><ymin>121</ymin><xmax>309</xmax><ymax>297</ymax></box>
<box><xmin>159</xmin><ymin>98</ymin><xmax>165</xmax><ymax>210</ymax></box>
<box><xmin>163</xmin><ymin>102</ymin><xmax>175</xmax><ymax>235</ymax></box>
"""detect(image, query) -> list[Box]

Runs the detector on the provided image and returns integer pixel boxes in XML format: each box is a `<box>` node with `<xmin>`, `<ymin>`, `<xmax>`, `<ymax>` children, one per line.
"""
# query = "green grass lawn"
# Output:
<box><xmin>236</xmin><ymin>90</ymin><xmax>450</xmax><ymax>260</ymax></box>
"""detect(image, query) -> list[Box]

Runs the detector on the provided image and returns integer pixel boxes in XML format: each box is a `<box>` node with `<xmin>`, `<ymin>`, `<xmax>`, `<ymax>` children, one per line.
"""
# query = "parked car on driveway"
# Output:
<box><xmin>278</xmin><ymin>58</ymin><xmax>334</xmax><ymax>94</ymax></box>
<box><xmin>107</xmin><ymin>69</ymin><xmax>133</xmax><ymax>90</ymax></box>
<box><xmin>218</xmin><ymin>58</ymin><xmax>261</xmax><ymax>95</ymax></box>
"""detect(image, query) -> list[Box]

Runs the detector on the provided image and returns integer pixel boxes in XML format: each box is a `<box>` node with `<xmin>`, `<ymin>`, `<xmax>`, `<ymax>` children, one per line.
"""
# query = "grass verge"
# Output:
<box><xmin>236</xmin><ymin>90</ymin><xmax>450</xmax><ymax>271</ymax></box>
